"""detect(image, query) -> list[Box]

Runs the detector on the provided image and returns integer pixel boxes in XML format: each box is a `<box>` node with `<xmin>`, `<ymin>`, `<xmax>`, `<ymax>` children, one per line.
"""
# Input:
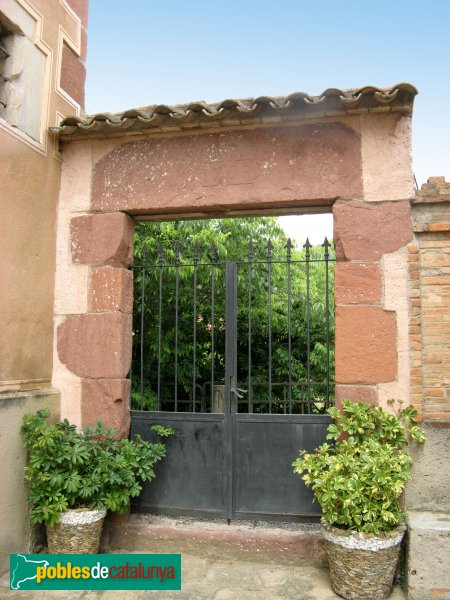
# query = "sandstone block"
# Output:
<box><xmin>334</xmin><ymin>262</ymin><xmax>382</xmax><ymax>304</ymax></box>
<box><xmin>335</xmin><ymin>306</ymin><xmax>397</xmax><ymax>383</ymax></box>
<box><xmin>335</xmin><ymin>385</ymin><xmax>378</xmax><ymax>408</ymax></box>
<box><xmin>57</xmin><ymin>313</ymin><xmax>132</xmax><ymax>378</ymax></box>
<box><xmin>333</xmin><ymin>201</ymin><xmax>413</xmax><ymax>260</ymax></box>
<box><xmin>91</xmin><ymin>124</ymin><xmax>362</xmax><ymax>214</ymax></box>
<box><xmin>71</xmin><ymin>212</ymin><xmax>134</xmax><ymax>267</ymax></box>
<box><xmin>89</xmin><ymin>267</ymin><xmax>133</xmax><ymax>313</ymax></box>
<box><xmin>81</xmin><ymin>378</ymin><xmax>130</xmax><ymax>438</ymax></box>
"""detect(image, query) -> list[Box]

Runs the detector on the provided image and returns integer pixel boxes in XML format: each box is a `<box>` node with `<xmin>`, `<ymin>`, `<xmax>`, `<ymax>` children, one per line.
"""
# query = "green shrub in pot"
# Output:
<box><xmin>292</xmin><ymin>400</ymin><xmax>425</xmax><ymax>599</ymax></box>
<box><xmin>21</xmin><ymin>409</ymin><xmax>174</xmax><ymax>552</ymax></box>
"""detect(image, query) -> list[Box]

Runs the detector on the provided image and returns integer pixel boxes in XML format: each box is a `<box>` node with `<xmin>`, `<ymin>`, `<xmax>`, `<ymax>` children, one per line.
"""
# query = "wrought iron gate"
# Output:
<box><xmin>130</xmin><ymin>233</ymin><xmax>334</xmax><ymax>520</ymax></box>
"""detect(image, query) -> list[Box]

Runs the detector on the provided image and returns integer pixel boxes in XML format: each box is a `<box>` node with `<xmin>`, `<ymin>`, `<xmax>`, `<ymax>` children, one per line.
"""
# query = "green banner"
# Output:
<box><xmin>10</xmin><ymin>553</ymin><xmax>181</xmax><ymax>590</ymax></box>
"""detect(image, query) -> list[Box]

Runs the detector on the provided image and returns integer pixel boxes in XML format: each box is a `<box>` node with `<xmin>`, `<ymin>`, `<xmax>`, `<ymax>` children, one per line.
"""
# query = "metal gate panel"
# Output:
<box><xmin>231</xmin><ymin>414</ymin><xmax>330</xmax><ymax>518</ymax></box>
<box><xmin>131</xmin><ymin>411</ymin><xmax>227</xmax><ymax>518</ymax></box>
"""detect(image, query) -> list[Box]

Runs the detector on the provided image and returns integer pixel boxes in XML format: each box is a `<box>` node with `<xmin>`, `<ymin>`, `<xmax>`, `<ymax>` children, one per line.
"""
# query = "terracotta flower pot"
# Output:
<box><xmin>322</xmin><ymin>520</ymin><xmax>406</xmax><ymax>600</ymax></box>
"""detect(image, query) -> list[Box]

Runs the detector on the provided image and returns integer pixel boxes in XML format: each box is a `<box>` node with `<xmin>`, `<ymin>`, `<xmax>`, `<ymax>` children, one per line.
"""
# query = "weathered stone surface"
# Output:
<box><xmin>334</xmin><ymin>262</ymin><xmax>382</xmax><ymax>304</ymax></box>
<box><xmin>360</xmin><ymin>112</ymin><xmax>414</xmax><ymax>202</ymax></box>
<box><xmin>407</xmin><ymin>511</ymin><xmax>450</xmax><ymax>600</ymax></box>
<box><xmin>89</xmin><ymin>267</ymin><xmax>133</xmax><ymax>313</ymax></box>
<box><xmin>406</xmin><ymin>423</ymin><xmax>450</xmax><ymax>513</ymax></box>
<box><xmin>91</xmin><ymin>124</ymin><xmax>362</xmax><ymax>214</ymax></box>
<box><xmin>71</xmin><ymin>213</ymin><xmax>134</xmax><ymax>267</ymax></box>
<box><xmin>335</xmin><ymin>385</ymin><xmax>378</xmax><ymax>408</ymax></box>
<box><xmin>57</xmin><ymin>313</ymin><xmax>132</xmax><ymax>378</ymax></box>
<box><xmin>333</xmin><ymin>201</ymin><xmax>413</xmax><ymax>260</ymax></box>
<box><xmin>335</xmin><ymin>306</ymin><xmax>397</xmax><ymax>384</ymax></box>
<box><xmin>105</xmin><ymin>515</ymin><xmax>326</xmax><ymax>567</ymax></box>
<box><xmin>81</xmin><ymin>378</ymin><xmax>130</xmax><ymax>438</ymax></box>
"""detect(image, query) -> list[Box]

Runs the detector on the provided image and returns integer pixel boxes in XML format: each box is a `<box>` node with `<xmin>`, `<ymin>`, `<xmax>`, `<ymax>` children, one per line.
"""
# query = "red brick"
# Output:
<box><xmin>425</xmin><ymin>389</ymin><xmax>444</xmax><ymax>397</ymax></box>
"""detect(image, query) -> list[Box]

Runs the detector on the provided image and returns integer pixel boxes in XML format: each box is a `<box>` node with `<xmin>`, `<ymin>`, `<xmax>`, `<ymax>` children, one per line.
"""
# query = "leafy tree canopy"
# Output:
<box><xmin>132</xmin><ymin>217</ymin><xmax>334</xmax><ymax>414</ymax></box>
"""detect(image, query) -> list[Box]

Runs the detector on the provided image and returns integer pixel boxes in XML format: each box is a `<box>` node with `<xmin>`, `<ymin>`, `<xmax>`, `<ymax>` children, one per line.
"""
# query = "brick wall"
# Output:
<box><xmin>410</xmin><ymin>177</ymin><xmax>450</xmax><ymax>420</ymax></box>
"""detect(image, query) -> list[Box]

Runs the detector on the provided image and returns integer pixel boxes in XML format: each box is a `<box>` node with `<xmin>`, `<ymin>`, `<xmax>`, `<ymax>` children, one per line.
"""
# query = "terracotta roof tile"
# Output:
<box><xmin>51</xmin><ymin>83</ymin><xmax>417</xmax><ymax>139</ymax></box>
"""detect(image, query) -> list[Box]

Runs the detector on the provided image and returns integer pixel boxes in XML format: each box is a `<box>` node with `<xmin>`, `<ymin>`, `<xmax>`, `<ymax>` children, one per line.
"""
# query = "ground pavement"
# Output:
<box><xmin>0</xmin><ymin>550</ymin><xmax>404</xmax><ymax>599</ymax></box>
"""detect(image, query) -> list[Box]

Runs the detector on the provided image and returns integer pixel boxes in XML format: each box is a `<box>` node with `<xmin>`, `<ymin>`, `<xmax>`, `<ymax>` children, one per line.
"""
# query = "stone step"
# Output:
<box><xmin>407</xmin><ymin>510</ymin><xmax>450</xmax><ymax>600</ymax></box>
<box><xmin>102</xmin><ymin>514</ymin><xmax>327</xmax><ymax>567</ymax></box>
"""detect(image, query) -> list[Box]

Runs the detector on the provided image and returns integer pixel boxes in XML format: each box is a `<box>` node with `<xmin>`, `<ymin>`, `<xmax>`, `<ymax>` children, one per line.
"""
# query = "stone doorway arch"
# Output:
<box><xmin>53</xmin><ymin>84</ymin><xmax>417</xmax><ymax>435</ymax></box>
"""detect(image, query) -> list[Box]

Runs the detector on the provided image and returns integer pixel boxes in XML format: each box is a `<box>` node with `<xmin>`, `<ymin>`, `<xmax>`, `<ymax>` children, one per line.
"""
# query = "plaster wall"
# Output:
<box><xmin>0</xmin><ymin>0</ymin><xmax>87</xmax><ymax>391</ymax></box>
<box><xmin>378</xmin><ymin>249</ymin><xmax>411</xmax><ymax>408</ymax></box>
<box><xmin>0</xmin><ymin>389</ymin><xmax>60</xmax><ymax>573</ymax></box>
<box><xmin>0</xmin><ymin>0</ymin><xmax>87</xmax><ymax>572</ymax></box>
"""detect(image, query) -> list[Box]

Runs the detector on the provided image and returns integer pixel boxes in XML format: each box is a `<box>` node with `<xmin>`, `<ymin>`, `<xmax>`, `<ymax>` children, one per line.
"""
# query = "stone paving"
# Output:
<box><xmin>0</xmin><ymin>550</ymin><xmax>404</xmax><ymax>599</ymax></box>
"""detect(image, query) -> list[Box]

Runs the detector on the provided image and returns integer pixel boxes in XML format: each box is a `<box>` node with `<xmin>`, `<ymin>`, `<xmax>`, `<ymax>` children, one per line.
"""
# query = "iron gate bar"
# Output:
<box><xmin>286</xmin><ymin>238</ymin><xmax>293</xmax><ymax>414</ymax></box>
<box><xmin>304</xmin><ymin>238</ymin><xmax>311</xmax><ymax>412</ymax></box>
<box><xmin>225</xmin><ymin>261</ymin><xmax>238</xmax><ymax>520</ymax></box>
<box><xmin>210</xmin><ymin>243</ymin><xmax>217</xmax><ymax>410</ymax></box>
<box><xmin>157</xmin><ymin>245</ymin><xmax>164</xmax><ymax>411</ymax></box>
<box><xmin>267</xmin><ymin>239</ymin><xmax>273</xmax><ymax>414</ymax></box>
<box><xmin>174</xmin><ymin>242</ymin><xmax>180</xmax><ymax>411</ymax></box>
<box><xmin>192</xmin><ymin>243</ymin><xmax>199</xmax><ymax>412</ymax></box>
<box><xmin>323</xmin><ymin>236</ymin><xmax>331</xmax><ymax>407</ymax></box>
<box><xmin>247</xmin><ymin>241</ymin><xmax>253</xmax><ymax>414</ymax></box>
<box><xmin>139</xmin><ymin>248</ymin><xmax>146</xmax><ymax>411</ymax></box>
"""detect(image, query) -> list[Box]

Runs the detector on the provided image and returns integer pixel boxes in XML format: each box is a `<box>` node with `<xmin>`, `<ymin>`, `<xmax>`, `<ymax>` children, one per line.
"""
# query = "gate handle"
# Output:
<box><xmin>231</xmin><ymin>386</ymin><xmax>247</xmax><ymax>399</ymax></box>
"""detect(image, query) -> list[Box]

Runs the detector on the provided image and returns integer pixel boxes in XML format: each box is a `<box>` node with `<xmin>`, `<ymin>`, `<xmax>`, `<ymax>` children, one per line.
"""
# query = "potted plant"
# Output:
<box><xmin>292</xmin><ymin>399</ymin><xmax>425</xmax><ymax>600</ymax></box>
<box><xmin>21</xmin><ymin>409</ymin><xmax>174</xmax><ymax>553</ymax></box>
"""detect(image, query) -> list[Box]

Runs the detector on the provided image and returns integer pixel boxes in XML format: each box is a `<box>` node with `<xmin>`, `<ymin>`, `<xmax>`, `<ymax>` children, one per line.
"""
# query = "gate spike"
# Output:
<box><xmin>322</xmin><ymin>236</ymin><xmax>330</xmax><ymax>259</ymax></box>
<box><xmin>247</xmin><ymin>239</ymin><xmax>254</xmax><ymax>262</ymax></box>
<box><xmin>210</xmin><ymin>242</ymin><xmax>217</xmax><ymax>264</ymax></box>
<box><xmin>267</xmin><ymin>238</ymin><xmax>273</xmax><ymax>261</ymax></box>
<box><xmin>303</xmin><ymin>237</ymin><xmax>311</xmax><ymax>259</ymax></box>
<box><xmin>285</xmin><ymin>238</ymin><xmax>292</xmax><ymax>262</ymax></box>
<box><xmin>193</xmin><ymin>242</ymin><xmax>199</xmax><ymax>265</ymax></box>
<box><xmin>157</xmin><ymin>244</ymin><xmax>165</xmax><ymax>266</ymax></box>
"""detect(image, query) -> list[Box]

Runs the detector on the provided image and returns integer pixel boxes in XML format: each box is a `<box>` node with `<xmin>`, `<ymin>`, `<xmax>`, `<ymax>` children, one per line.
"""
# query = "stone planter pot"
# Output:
<box><xmin>46</xmin><ymin>507</ymin><xmax>107</xmax><ymax>554</ymax></box>
<box><xmin>322</xmin><ymin>520</ymin><xmax>406</xmax><ymax>600</ymax></box>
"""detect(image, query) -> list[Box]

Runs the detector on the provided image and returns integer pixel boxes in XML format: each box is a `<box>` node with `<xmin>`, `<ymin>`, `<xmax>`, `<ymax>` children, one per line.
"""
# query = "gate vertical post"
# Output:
<box><xmin>225</xmin><ymin>262</ymin><xmax>238</xmax><ymax>520</ymax></box>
